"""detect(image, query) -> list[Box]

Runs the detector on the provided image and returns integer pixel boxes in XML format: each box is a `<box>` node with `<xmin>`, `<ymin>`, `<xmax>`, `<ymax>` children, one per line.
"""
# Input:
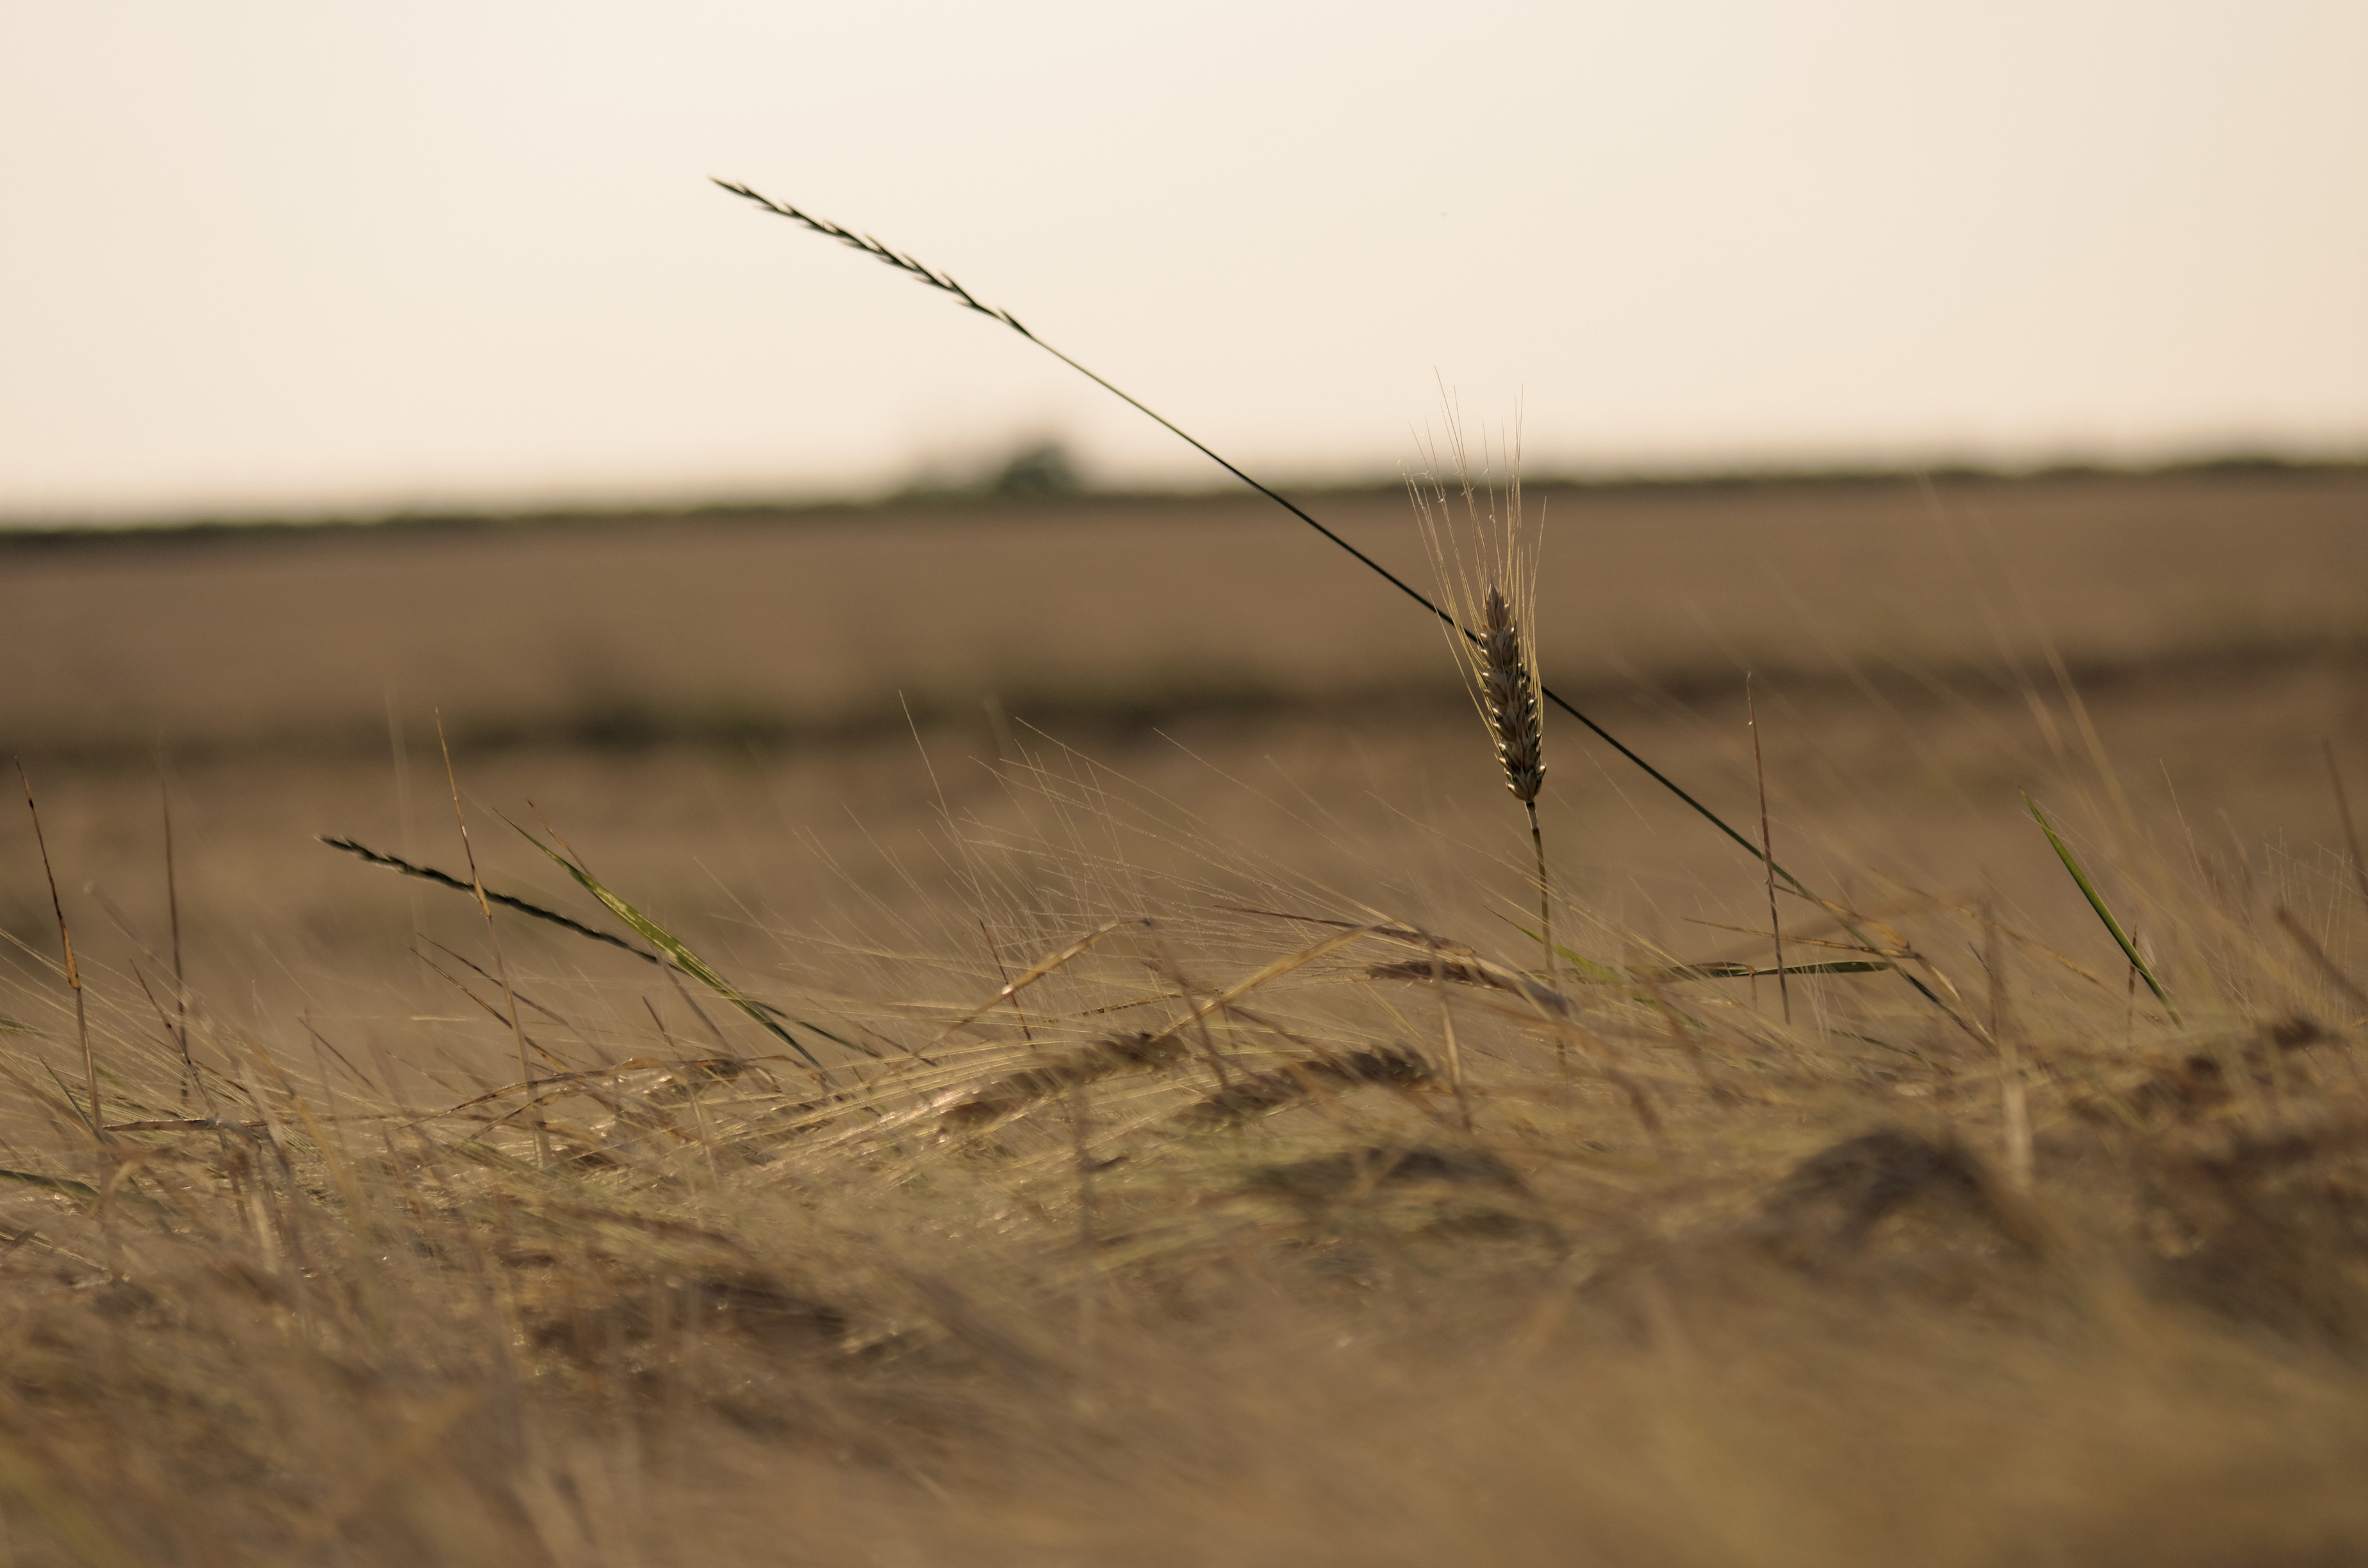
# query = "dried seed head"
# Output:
<box><xmin>1408</xmin><ymin>415</ymin><xmax>1547</xmax><ymax>806</ymax></box>
<box><xmin>1482</xmin><ymin>585</ymin><xmax>1545</xmax><ymax>802</ymax></box>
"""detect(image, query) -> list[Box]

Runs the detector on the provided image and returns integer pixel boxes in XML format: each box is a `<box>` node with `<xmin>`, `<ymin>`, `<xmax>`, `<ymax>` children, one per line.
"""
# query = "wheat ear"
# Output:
<box><xmin>1481</xmin><ymin>585</ymin><xmax>1545</xmax><ymax>804</ymax></box>
<box><xmin>1412</xmin><ymin>432</ymin><xmax>1555</xmax><ymax>981</ymax></box>
<box><xmin>1479</xmin><ymin>585</ymin><xmax>1554</xmax><ymax>977</ymax></box>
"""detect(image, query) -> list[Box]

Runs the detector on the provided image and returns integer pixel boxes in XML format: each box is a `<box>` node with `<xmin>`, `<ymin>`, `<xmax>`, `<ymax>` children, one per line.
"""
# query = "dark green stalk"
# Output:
<box><xmin>2026</xmin><ymin>794</ymin><xmax>2178</xmax><ymax>1022</ymax></box>
<box><xmin>320</xmin><ymin>836</ymin><xmax>656</xmax><ymax>961</ymax></box>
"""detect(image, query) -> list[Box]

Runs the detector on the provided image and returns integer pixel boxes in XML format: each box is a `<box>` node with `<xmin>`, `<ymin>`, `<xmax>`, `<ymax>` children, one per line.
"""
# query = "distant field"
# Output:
<box><xmin>4</xmin><ymin>468</ymin><xmax>2362</xmax><ymax>756</ymax></box>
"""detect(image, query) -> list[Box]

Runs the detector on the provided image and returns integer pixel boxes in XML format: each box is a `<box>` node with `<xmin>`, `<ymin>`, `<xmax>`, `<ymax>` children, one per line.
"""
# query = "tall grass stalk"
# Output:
<box><xmin>714</xmin><ymin>180</ymin><xmax>1989</xmax><ymax>1037</ymax></box>
<box><xmin>16</xmin><ymin>762</ymin><xmax>97</xmax><ymax>1139</ymax></box>
<box><xmin>434</xmin><ymin>715</ymin><xmax>548</xmax><ymax>1170</ymax></box>
<box><xmin>1748</xmin><ymin>674</ymin><xmax>1789</xmax><ymax>1025</ymax></box>
<box><xmin>1406</xmin><ymin>428</ymin><xmax>1552</xmax><ymax>980</ymax></box>
<box><xmin>2326</xmin><ymin>739</ymin><xmax>2368</xmax><ymax>912</ymax></box>
<box><xmin>715</xmin><ymin>183</ymin><xmax>1784</xmax><ymax>888</ymax></box>
<box><xmin>158</xmin><ymin>752</ymin><xmax>195</xmax><ymax>1100</ymax></box>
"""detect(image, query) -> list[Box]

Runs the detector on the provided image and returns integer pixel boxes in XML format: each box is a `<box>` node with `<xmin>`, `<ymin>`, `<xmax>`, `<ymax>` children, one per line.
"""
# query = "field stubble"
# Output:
<box><xmin>1</xmin><ymin>470</ymin><xmax>2367</xmax><ymax>1564</ymax></box>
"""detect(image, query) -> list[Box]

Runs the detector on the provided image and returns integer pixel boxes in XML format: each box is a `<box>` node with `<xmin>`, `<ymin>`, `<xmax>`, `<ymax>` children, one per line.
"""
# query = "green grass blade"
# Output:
<box><xmin>2025</xmin><ymin>793</ymin><xmax>2179</xmax><ymax>1023</ymax></box>
<box><xmin>1488</xmin><ymin>913</ymin><xmax>1622</xmax><ymax>983</ymax></box>
<box><xmin>512</xmin><ymin>828</ymin><xmax>834</xmax><ymax>1075</ymax></box>
<box><xmin>329</xmin><ymin>832</ymin><xmax>871</xmax><ymax>1061</ymax></box>
<box><xmin>321</xmin><ymin>836</ymin><xmax>662</xmax><ymax>964</ymax></box>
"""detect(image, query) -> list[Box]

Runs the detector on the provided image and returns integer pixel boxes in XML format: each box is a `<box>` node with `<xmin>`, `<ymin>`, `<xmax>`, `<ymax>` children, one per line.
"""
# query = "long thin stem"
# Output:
<box><xmin>320</xmin><ymin>836</ymin><xmax>659</xmax><ymax>962</ymax></box>
<box><xmin>716</xmin><ymin>181</ymin><xmax>1976</xmax><ymax>1034</ymax></box>
<box><xmin>2326</xmin><ymin>740</ymin><xmax>2368</xmax><ymax>913</ymax></box>
<box><xmin>1527</xmin><ymin>801</ymin><xmax>1553</xmax><ymax>985</ymax></box>
<box><xmin>1748</xmin><ymin>676</ymin><xmax>1789</xmax><ymax>1025</ymax></box>
<box><xmin>1427</xmin><ymin>941</ymin><xmax>1475</xmax><ymax>1124</ymax></box>
<box><xmin>718</xmin><ymin>183</ymin><xmax>1782</xmax><ymax>884</ymax></box>
<box><xmin>1986</xmin><ymin>893</ymin><xmax>2031</xmax><ymax>1191</ymax></box>
<box><xmin>160</xmin><ymin>750</ymin><xmax>195</xmax><ymax>1100</ymax></box>
<box><xmin>434</xmin><ymin>715</ymin><xmax>549</xmax><ymax>1170</ymax></box>
<box><xmin>17</xmin><ymin>763</ymin><xmax>99</xmax><ymax>1138</ymax></box>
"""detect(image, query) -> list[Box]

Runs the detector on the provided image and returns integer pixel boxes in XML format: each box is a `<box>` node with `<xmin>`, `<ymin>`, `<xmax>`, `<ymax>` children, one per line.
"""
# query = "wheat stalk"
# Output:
<box><xmin>715</xmin><ymin>179</ymin><xmax>1980</xmax><ymax>1034</ymax></box>
<box><xmin>713</xmin><ymin>181</ymin><xmax>1776</xmax><ymax>879</ymax></box>
<box><xmin>1411</xmin><ymin>427</ymin><xmax>1555</xmax><ymax>980</ymax></box>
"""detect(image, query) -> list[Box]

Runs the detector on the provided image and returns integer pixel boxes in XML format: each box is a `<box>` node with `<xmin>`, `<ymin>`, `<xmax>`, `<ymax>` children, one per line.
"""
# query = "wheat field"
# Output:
<box><xmin>2</xmin><ymin>466</ymin><xmax>2366</xmax><ymax>1565</ymax></box>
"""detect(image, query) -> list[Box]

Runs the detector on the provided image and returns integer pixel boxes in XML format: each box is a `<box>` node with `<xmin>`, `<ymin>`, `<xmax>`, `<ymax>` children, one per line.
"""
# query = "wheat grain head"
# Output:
<box><xmin>1410</xmin><ymin>412</ymin><xmax>1546</xmax><ymax>804</ymax></box>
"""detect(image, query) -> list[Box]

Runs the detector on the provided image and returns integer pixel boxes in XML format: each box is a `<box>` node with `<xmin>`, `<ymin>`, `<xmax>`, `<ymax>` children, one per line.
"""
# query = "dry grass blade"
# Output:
<box><xmin>930</xmin><ymin>920</ymin><xmax>1142</xmax><ymax>1045</ymax></box>
<box><xmin>15</xmin><ymin>762</ymin><xmax>99</xmax><ymax>1138</ymax></box>
<box><xmin>1367</xmin><ymin>958</ymin><xmax>1881</xmax><ymax>993</ymax></box>
<box><xmin>1749</xmin><ymin>673</ymin><xmax>1790</xmax><ymax>1024</ymax></box>
<box><xmin>939</xmin><ymin>1032</ymin><xmax>1190</xmax><ymax>1125</ymax></box>
<box><xmin>1139</xmin><ymin>926</ymin><xmax>1395</xmax><ymax>1048</ymax></box>
<box><xmin>1224</xmin><ymin>905</ymin><xmax>1581</xmax><ymax>1018</ymax></box>
<box><xmin>2274</xmin><ymin>906</ymin><xmax>2368</xmax><ymax>1014</ymax></box>
<box><xmin>158</xmin><ymin>753</ymin><xmax>193</xmax><ymax>1098</ymax></box>
<box><xmin>2328</xmin><ymin>740</ymin><xmax>2368</xmax><ymax>913</ymax></box>
<box><xmin>426</xmin><ymin>1056</ymin><xmax>779</xmax><ymax>1120</ymax></box>
<box><xmin>435</xmin><ymin>715</ymin><xmax>548</xmax><ymax>1170</ymax></box>
<box><xmin>1858</xmin><ymin>874</ymin><xmax>2115</xmax><ymax>990</ymax></box>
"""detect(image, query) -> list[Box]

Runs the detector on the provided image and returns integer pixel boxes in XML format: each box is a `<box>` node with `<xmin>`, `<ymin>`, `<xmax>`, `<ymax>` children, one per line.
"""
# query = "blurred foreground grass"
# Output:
<box><xmin>2</xmin><ymin>470</ymin><xmax>2366</xmax><ymax>1564</ymax></box>
<box><xmin>4</xmin><ymin>705</ymin><xmax>2367</xmax><ymax>1565</ymax></box>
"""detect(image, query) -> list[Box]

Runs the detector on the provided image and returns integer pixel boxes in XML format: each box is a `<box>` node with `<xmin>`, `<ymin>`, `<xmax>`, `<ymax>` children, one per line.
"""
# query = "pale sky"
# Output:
<box><xmin>4</xmin><ymin>1</ymin><xmax>2363</xmax><ymax>521</ymax></box>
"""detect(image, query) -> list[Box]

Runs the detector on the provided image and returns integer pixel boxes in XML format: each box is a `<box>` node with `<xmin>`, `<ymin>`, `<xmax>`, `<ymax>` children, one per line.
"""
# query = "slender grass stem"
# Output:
<box><xmin>716</xmin><ymin>182</ymin><xmax>1784</xmax><ymax>885</ymax></box>
<box><xmin>2326</xmin><ymin>740</ymin><xmax>2368</xmax><ymax>913</ymax></box>
<box><xmin>16</xmin><ymin>762</ymin><xmax>99</xmax><ymax>1141</ymax></box>
<box><xmin>715</xmin><ymin>179</ymin><xmax>1977</xmax><ymax>1036</ymax></box>
<box><xmin>159</xmin><ymin>747</ymin><xmax>193</xmax><ymax>1100</ymax></box>
<box><xmin>1528</xmin><ymin>801</ymin><xmax>1553</xmax><ymax>986</ymax></box>
<box><xmin>1748</xmin><ymin>676</ymin><xmax>1789</xmax><ymax>1025</ymax></box>
<box><xmin>433</xmin><ymin>715</ymin><xmax>549</xmax><ymax>1170</ymax></box>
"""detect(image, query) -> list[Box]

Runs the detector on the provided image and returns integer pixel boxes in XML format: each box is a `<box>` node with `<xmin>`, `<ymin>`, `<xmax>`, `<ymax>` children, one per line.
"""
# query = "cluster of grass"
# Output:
<box><xmin>3</xmin><ymin>691</ymin><xmax>2367</xmax><ymax>1564</ymax></box>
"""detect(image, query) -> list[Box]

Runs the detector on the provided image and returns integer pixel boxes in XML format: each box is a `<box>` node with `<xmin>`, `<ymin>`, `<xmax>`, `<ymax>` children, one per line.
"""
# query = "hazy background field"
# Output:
<box><xmin>6</xmin><ymin>464</ymin><xmax>2363</xmax><ymax>1070</ymax></box>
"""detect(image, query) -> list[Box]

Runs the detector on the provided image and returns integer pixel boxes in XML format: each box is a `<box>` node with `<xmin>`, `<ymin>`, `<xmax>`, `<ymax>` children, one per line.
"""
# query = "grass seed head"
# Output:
<box><xmin>1410</xmin><ymin>412</ymin><xmax>1547</xmax><ymax>805</ymax></box>
<box><xmin>1481</xmin><ymin>584</ymin><xmax>1545</xmax><ymax>803</ymax></box>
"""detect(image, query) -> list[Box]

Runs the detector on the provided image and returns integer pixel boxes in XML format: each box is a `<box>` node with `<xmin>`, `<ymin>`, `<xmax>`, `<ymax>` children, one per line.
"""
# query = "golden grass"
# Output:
<box><xmin>3</xmin><ymin>676</ymin><xmax>2368</xmax><ymax>1564</ymax></box>
<box><xmin>3</xmin><ymin>473</ymin><xmax>2366</xmax><ymax>1562</ymax></box>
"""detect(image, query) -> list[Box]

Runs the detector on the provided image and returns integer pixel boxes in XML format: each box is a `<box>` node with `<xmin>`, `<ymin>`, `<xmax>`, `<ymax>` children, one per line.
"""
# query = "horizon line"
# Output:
<box><xmin>4</xmin><ymin>446</ymin><xmax>2362</xmax><ymax>543</ymax></box>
